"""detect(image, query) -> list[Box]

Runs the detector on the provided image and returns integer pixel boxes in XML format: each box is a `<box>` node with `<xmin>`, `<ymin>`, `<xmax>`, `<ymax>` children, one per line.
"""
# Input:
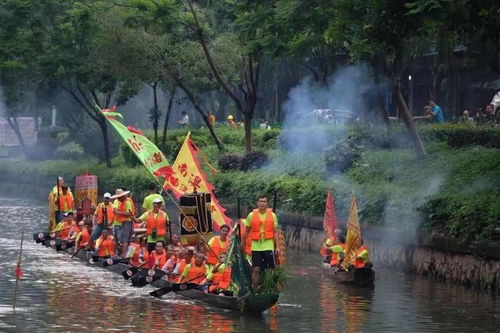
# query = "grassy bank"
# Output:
<box><xmin>1</xmin><ymin>123</ymin><xmax>498</xmax><ymax>249</ymax></box>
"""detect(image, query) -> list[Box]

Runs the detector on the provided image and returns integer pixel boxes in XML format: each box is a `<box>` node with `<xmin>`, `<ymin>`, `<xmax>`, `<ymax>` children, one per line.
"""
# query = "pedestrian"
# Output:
<box><xmin>428</xmin><ymin>99</ymin><xmax>445</xmax><ymax>123</ymax></box>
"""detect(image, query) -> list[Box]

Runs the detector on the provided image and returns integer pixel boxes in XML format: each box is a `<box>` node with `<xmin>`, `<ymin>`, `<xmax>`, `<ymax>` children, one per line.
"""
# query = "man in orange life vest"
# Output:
<box><xmin>205</xmin><ymin>224</ymin><xmax>230</xmax><ymax>268</ymax></box>
<box><xmin>179</xmin><ymin>252</ymin><xmax>209</xmax><ymax>285</ymax></box>
<box><xmin>353</xmin><ymin>239</ymin><xmax>370</xmax><ymax>269</ymax></box>
<box><xmin>95</xmin><ymin>228</ymin><xmax>116</xmax><ymax>257</ymax></box>
<box><xmin>74</xmin><ymin>221</ymin><xmax>90</xmax><ymax>251</ymax></box>
<box><xmin>111</xmin><ymin>188</ymin><xmax>134</xmax><ymax>257</ymax></box>
<box><xmin>148</xmin><ymin>241</ymin><xmax>168</xmax><ymax>270</ymax></box>
<box><xmin>91</xmin><ymin>192</ymin><xmax>114</xmax><ymax>245</ymax></box>
<box><xmin>241</xmin><ymin>195</ymin><xmax>280</xmax><ymax>289</ymax></box>
<box><xmin>205</xmin><ymin>253</ymin><xmax>232</xmax><ymax>295</ymax></box>
<box><xmin>136</xmin><ymin>197</ymin><xmax>169</xmax><ymax>252</ymax></box>
<box><xmin>50</xmin><ymin>177</ymin><xmax>74</xmax><ymax>223</ymax></box>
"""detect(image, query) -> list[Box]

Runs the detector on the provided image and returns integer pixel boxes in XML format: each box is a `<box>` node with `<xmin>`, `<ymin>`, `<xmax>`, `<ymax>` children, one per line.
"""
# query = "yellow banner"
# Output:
<box><xmin>342</xmin><ymin>195</ymin><xmax>362</xmax><ymax>270</ymax></box>
<box><xmin>163</xmin><ymin>133</ymin><xmax>231</xmax><ymax>230</ymax></box>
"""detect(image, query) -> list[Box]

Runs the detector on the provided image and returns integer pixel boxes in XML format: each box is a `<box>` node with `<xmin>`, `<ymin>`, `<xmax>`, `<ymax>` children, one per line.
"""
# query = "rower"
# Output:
<box><xmin>111</xmin><ymin>188</ymin><xmax>134</xmax><ymax>257</ymax></box>
<box><xmin>74</xmin><ymin>221</ymin><xmax>90</xmax><ymax>251</ymax></box>
<box><xmin>54</xmin><ymin>212</ymin><xmax>76</xmax><ymax>240</ymax></box>
<box><xmin>142</xmin><ymin>183</ymin><xmax>164</xmax><ymax>213</ymax></box>
<box><xmin>205</xmin><ymin>224</ymin><xmax>230</xmax><ymax>268</ymax></box>
<box><xmin>136</xmin><ymin>198</ymin><xmax>169</xmax><ymax>252</ymax></box>
<box><xmin>353</xmin><ymin>239</ymin><xmax>370</xmax><ymax>269</ymax></box>
<box><xmin>170</xmin><ymin>234</ymin><xmax>183</xmax><ymax>248</ymax></box>
<box><xmin>161</xmin><ymin>246</ymin><xmax>179</xmax><ymax>276</ymax></box>
<box><xmin>91</xmin><ymin>192</ymin><xmax>114</xmax><ymax>247</ymax></box>
<box><xmin>241</xmin><ymin>195</ymin><xmax>280</xmax><ymax>289</ymax></box>
<box><xmin>178</xmin><ymin>253</ymin><xmax>209</xmax><ymax>285</ymax></box>
<box><xmin>49</xmin><ymin>177</ymin><xmax>74</xmax><ymax>223</ymax></box>
<box><xmin>205</xmin><ymin>253</ymin><xmax>232</xmax><ymax>295</ymax></box>
<box><xmin>147</xmin><ymin>241</ymin><xmax>168</xmax><ymax>270</ymax></box>
<box><xmin>330</xmin><ymin>235</ymin><xmax>346</xmax><ymax>268</ymax></box>
<box><xmin>171</xmin><ymin>249</ymin><xmax>194</xmax><ymax>280</ymax></box>
<box><xmin>95</xmin><ymin>228</ymin><xmax>116</xmax><ymax>257</ymax></box>
<box><xmin>127</xmin><ymin>234</ymin><xmax>144</xmax><ymax>267</ymax></box>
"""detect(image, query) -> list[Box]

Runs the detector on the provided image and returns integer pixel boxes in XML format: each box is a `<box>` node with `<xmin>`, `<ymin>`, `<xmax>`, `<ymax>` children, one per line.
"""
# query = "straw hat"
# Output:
<box><xmin>110</xmin><ymin>188</ymin><xmax>130</xmax><ymax>199</ymax></box>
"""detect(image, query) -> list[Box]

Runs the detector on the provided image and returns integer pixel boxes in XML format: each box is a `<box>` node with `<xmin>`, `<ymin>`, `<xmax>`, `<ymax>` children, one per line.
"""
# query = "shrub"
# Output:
<box><xmin>240</xmin><ymin>151</ymin><xmax>270</xmax><ymax>171</ymax></box>
<box><xmin>420</xmin><ymin>123</ymin><xmax>500</xmax><ymax>148</ymax></box>
<box><xmin>54</xmin><ymin>142</ymin><xmax>86</xmax><ymax>160</ymax></box>
<box><xmin>218</xmin><ymin>154</ymin><xmax>242</xmax><ymax>171</ymax></box>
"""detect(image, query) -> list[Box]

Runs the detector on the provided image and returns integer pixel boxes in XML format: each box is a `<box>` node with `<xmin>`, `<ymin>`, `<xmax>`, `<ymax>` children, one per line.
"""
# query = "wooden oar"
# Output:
<box><xmin>131</xmin><ymin>269</ymin><xmax>169</xmax><ymax>287</ymax></box>
<box><xmin>71</xmin><ymin>246</ymin><xmax>85</xmax><ymax>259</ymax></box>
<box><xmin>102</xmin><ymin>257</ymin><xmax>129</xmax><ymax>267</ymax></box>
<box><xmin>149</xmin><ymin>275</ymin><xmax>209</xmax><ymax>298</ymax></box>
<box><xmin>122</xmin><ymin>261</ymin><xmax>148</xmax><ymax>280</ymax></box>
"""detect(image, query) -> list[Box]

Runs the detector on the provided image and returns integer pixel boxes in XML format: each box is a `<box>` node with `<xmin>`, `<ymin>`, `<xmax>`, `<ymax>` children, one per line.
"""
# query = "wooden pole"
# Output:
<box><xmin>13</xmin><ymin>231</ymin><xmax>24</xmax><ymax>310</ymax></box>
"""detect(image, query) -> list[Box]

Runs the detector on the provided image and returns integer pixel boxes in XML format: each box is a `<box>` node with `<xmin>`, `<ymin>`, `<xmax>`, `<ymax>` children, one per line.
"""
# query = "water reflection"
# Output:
<box><xmin>0</xmin><ymin>197</ymin><xmax>498</xmax><ymax>333</ymax></box>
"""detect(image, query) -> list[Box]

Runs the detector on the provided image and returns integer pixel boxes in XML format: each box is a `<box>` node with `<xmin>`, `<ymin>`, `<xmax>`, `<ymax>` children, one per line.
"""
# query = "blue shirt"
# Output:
<box><xmin>432</xmin><ymin>105</ymin><xmax>445</xmax><ymax>123</ymax></box>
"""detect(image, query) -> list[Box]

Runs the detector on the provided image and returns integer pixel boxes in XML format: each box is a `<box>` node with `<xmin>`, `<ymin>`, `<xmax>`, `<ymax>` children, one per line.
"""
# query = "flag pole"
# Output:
<box><xmin>13</xmin><ymin>231</ymin><xmax>24</xmax><ymax>310</ymax></box>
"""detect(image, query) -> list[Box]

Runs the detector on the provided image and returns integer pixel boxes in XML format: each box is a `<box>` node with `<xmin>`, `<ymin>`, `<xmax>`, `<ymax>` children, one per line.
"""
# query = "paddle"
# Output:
<box><xmin>131</xmin><ymin>269</ymin><xmax>169</xmax><ymax>287</ymax></box>
<box><xmin>56</xmin><ymin>240</ymin><xmax>74</xmax><ymax>251</ymax></box>
<box><xmin>122</xmin><ymin>261</ymin><xmax>149</xmax><ymax>280</ymax></box>
<box><xmin>102</xmin><ymin>257</ymin><xmax>129</xmax><ymax>267</ymax></box>
<box><xmin>149</xmin><ymin>274</ymin><xmax>206</xmax><ymax>297</ymax></box>
<box><xmin>71</xmin><ymin>246</ymin><xmax>85</xmax><ymax>259</ymax></box>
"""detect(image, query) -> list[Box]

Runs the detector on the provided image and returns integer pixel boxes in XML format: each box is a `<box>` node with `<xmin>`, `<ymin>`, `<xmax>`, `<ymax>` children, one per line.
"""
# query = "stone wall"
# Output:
<box><xmin>279</xmin><ymin>212</ymin><xmax>500</xmax><ymax>294</ymax></box>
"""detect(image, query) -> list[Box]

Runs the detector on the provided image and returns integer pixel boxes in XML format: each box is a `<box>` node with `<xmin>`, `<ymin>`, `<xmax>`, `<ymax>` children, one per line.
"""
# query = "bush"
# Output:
<box><xmin>54</xmin><ymin>142</ymin><xmax>86</xmax><ymax>160</ymax></box>
<box><xmin>240</xmin><ymin>151</ymin><xmax>270</xmax><ymax>171</ymax></box>
<box><xmin>420</xmin><ymin>123</ymin><xmax>500</xmax><ymax>148</ymax></box>
<box><xmin>121</xmin><ymin>143</ymin><xmax>141</xmax><ymax>167</ymax></box>
<box><xmin>218</xmin><ymin>154</ymin><xmax>242</xmax><ymax>171</ymax></box>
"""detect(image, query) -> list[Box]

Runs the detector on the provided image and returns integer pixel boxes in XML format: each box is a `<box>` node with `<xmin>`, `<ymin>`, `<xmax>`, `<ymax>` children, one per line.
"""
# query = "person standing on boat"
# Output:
<box><xmin>136</xmin><ymin>198</ymin><xmax>169</xmax><ymax>252</ymax></box>
<box><xmin>353</xmin><ymin>239</ymin><xmax>370</xmax><ymax>269</ymax></box>
<box><xmin>91</xmin><ymin>192</ymin><xmax>115</xmax><ymax>248</ymax></box>
<box><xmin>178</xmin><ymin>252</ymin><xmax>209</xmax><ymax>285</ymax></box>
<box><xmin>142</xmin><ymin>183</ymin><xmax>164</xmax><ymax>213</ymax></box>
<box><xmin>95</xmin><ymin>228</ymin><xmax>116</xmax><ymax>257</ymax></box>
<box><xmin>111</xmin><ymin>188</ymin><xmax>134</xmax><ymax>257</ymax></box>
<box><xmin>241</xmin><ymin>195</ymin><xmax>280</xmax><ymax>289</ymax></box>
<box><xmin>49</xmin><ymin>177</ymin><xmax>74</xmax><ymax>224</ymax></box>
<box><xmin>205</xmin><ymin>224</ymin><xmax>230</xmax><ymax>268</ymax></box>
<box><xmin>329</xmin><ymin>235</ymin><xmax>346</xmax><ymax>268</ymax></box>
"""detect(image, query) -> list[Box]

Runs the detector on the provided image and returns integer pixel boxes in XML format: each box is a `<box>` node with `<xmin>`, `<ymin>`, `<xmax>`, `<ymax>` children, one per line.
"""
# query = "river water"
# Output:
<box><xmin>0</xmin><ymin>197</ymin><xmax>498</xmax><ymax>332</ymax></box>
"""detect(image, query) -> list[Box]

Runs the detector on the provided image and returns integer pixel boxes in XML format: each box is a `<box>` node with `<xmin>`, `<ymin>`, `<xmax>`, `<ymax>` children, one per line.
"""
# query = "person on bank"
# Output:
<box><xmin>241</xmin><ymin>195</ymin><xmax>280</xmax><ymax>289</ymax></box>
<box><xmin>91</xmin><ymin>192</ymin><xmax>114</xmax><ymax>246</ymax></box>
<box><xmin>112</xmin><ymin>188</ymin><xmax>134</xmax><ymax>257</ymax></box>
<box><xmin>205</xmin><ymin>224</ymin><xmax>230</xmax><ymax>268</ymax></box>
<box><xmin>49</xmin><ymin>177</ymin><xmax>74</xmax><ymax>224</ymax></box>
<box><xmin>142</xmin><ymin>183</ymin><xmax>164</xmax><ymax>213</ymax></box>
<box><xmin>136</xmin><ymin>197</ymin><xmax>169</xmax><ymax>252</ymax></box>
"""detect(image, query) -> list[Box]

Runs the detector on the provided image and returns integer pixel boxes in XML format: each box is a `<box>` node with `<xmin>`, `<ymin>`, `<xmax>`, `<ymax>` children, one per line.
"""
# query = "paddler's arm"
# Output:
<box><xmin>273</xmin><ymin>214</ymin><xmax>280</xmax><ymax>256</ymax></box>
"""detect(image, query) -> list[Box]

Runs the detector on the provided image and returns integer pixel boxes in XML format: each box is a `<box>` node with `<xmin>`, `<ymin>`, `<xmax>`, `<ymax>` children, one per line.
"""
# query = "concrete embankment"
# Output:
<box><xmin>278</xmin><ymin>211</ymin><xmax>500</xmax><ymax>294</ymax></box>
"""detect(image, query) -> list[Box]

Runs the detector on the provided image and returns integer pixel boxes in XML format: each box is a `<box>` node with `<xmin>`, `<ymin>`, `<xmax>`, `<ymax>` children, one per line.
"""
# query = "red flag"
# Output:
<box><xmin>323</xmin><ymin>191</ymin><xmax>338</xmax><ymax>238</ymax></box>
<box><xmin>127</xmin><ymin>126</ymin><xmax>144</xmax><ymax>135</ymax></box>
<box><xmin>15</xmin><ymin>262</ymin><xmax>23</xmax><ymax>279</ymax></box>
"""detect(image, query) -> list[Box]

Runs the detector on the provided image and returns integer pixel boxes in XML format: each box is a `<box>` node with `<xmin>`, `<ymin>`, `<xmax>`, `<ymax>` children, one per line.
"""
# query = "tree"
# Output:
<box><xmin>0</xmin><ymin>0</ymin><xmax>143</xmax><ymax>166</ymax></box>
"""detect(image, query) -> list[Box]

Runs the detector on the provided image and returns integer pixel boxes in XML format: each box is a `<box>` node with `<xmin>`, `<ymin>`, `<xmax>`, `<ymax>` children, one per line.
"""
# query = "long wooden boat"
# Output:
<box><xmin>322</xmin><ymin>264</ymin><xmax>375</xmax><ymax>287</ymax></box>
<box><xmin>34</xmin><ymin>235</ymin><xmax>279</xmax><ymax>313</ymax></box>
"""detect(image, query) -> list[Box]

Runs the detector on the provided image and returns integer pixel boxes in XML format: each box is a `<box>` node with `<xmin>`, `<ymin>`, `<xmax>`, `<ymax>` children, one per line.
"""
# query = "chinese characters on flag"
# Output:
<box><xmin>164</xmin><ymin>133</ymin><xmax>231</xmax><ymax>230</ymax></box>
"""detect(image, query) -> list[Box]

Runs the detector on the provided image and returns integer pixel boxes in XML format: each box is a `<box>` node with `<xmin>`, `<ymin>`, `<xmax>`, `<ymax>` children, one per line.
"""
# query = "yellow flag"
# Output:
<box><xmin>163</xmin><ymin>133</ymin><xmax>231</xmax><ymax>230</ymax></box>
<box><xmin>342</xmin><ymin>195</ymin><xmax>362</xmax><ymax>270</ymax></box>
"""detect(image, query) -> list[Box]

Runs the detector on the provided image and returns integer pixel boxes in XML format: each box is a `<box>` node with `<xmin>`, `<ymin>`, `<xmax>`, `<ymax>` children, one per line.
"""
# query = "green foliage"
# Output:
<box><xmin>420</xmin><ymin>123</ymin><xmax>500</xmax><ymax>148</ymax></box>
<box><xmin>54</xmin><ymin>142</ymin><xmax>86</xmax><ymax>160</ymax></box>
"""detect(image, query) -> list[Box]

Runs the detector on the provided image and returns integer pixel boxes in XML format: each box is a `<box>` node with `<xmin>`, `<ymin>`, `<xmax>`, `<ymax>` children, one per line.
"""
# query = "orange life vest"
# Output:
<box><xmin>97</xmin><ymin>236</ymin><xmax>116</xmax><ymax>257</ymax></box>
<box><xmin>149</xmin><ymin>250</ymin><xmax>167</xmax><ymax>269</ymax></box>
<box><xmin>126</xmin><ymin>197</ymin><xmax>136</xmax><ymax>216</ymax></box>
<box><xmin>58</xmin><ymin>221</ymin><xmax>72</xmax><ymax>240</ymax></box>
<box><xmin>250</xmin><ymin>209</ymin><xmax>274</xmax><ymax>241</ymax></box>
<box><xmin>78</xmin><ymin>228</ymin><xmax>90</xmax><ymax>248</ymax></box>
<box><xmin>145</xmin><ymin>210</ymin><xmax>167</xmax><ymax>237</ymax></box>
<box><xmin>330</xmin><ymin>243</ymin><xmax>346</xmax><ymax>266</ymax></box>
<box><xmin>206</xmin><ymin>236</ymin><xmax>228</xmax><ymax>265</ymax></box>
<box><xmin>58</xmin><ymin>192</ymin><xmax>73</xmax><ymax>212</ymax></box>
<box><xmin>114</xmin><ymin>200</ymin><xmax>130</xmax><ymax>223</ymax></box>
<box><xmin>209</xmin><ymin>267</ymin><xmax>232</xmax><ymax>292</ymax></box>
<box><xmin>186</xmin><ymin>264</ymin><xmax>207</xmax><ymax>284</ymax></box>
<box><xmin>354</xmin><ymin>245</ymin><xmax>369</xmax><ymax>268</ymax></box>
<box><xmin>96</xmin><ymin>202</ymin><xmax>114</xmax><ymax>225</ymax></box>
<box><xmin>128</xmin><ymin>242</ymin><xmax>142</xmax><ymax>267</ymax></box>
<box><xmin>239</xmin><ymin>220</ymin><xmax>252</xmax><ymax>255</ymax></box>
